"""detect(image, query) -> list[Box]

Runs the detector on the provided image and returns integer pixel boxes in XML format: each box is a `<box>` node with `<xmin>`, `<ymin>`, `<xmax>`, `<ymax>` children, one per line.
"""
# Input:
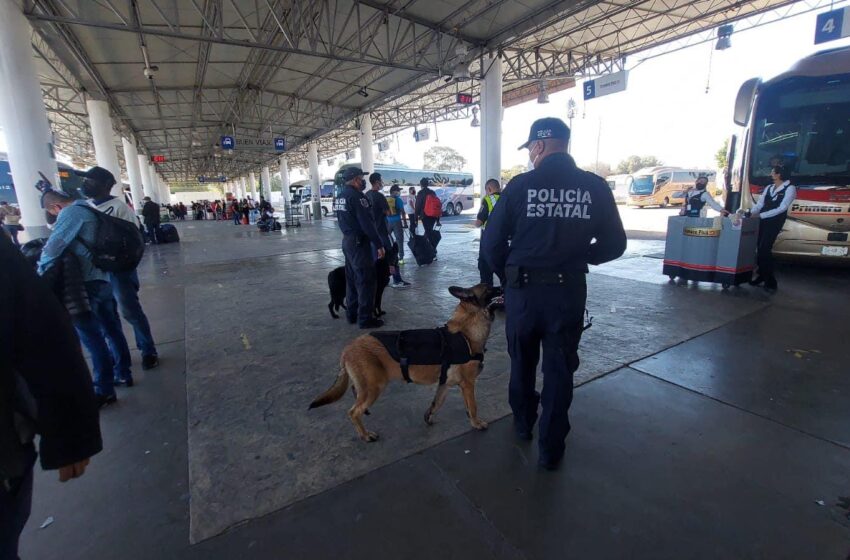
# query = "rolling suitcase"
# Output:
<box><xmin>407</xmin><ymin>231</ymin><xmax>435</xmax><ymax>266</ymax></box>
<box><xmin>159</xmin><ymin>223</ymin><xmax>180</xmax><ymax>243</ymax></box>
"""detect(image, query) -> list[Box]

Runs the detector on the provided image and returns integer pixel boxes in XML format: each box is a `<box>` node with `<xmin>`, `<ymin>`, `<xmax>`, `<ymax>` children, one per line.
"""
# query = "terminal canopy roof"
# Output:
<box><xmin>24</xmin><ymin>0</ymin><xmax>807</xmax><ymax>183</ymax></box>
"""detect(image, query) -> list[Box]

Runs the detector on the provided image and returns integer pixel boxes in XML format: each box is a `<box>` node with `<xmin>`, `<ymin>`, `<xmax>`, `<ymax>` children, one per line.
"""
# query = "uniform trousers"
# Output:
<box><xmin>342</xmin><ymin>235</ymin><xmax>376</xmax><ymax>326</ymax></box>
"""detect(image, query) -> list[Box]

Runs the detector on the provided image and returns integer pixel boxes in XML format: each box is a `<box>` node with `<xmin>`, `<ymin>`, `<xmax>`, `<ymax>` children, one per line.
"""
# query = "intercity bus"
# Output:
<box><xmin>333</xmin><ymin>163</ymin><xmax>475</xmax><ymax>216</ymax></box>
<box><xmin>627</xmin><ymin>167</ymin><xmax>718</xmax><ymax>208</ymax></box>
<box><xmin>726</xmin><ymin>45</ymin><xmax>850</xmax><ymax>259</ymax></box>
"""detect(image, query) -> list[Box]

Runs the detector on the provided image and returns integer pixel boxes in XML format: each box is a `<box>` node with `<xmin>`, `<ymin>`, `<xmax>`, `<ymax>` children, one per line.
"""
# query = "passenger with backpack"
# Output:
<box><xmin>415</xmin><ymin>178</ymin><xmax>442</xmax><ymax>254</ymax></box>
<box><xmin>81</xmin><ymin>166</ymin><xmax>159</xmax><ymax>372</ymax></box>
<box><xmin>38</xmin><ymin>188</ymin><xmax>135</xmax><ymax>407</ymax></box>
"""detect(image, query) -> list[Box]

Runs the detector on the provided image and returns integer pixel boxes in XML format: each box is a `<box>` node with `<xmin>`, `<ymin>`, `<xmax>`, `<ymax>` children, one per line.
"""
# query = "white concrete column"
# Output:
<box><xmin>138</xmin><ymin>156</ymin><xmax>156</xmax><ymax>203</ymax></box>
<box><xmin>480</xmin><ymin>54</ymin><xmax>502</xmax><ymax>194</ymax></box>
<box><xmin>249</xmin><ymin>171</ymin><xmax>258</xmax><ymax>200</ymax></box>
<box><xmin>86</xmin><ymin>99</ymin><xmax>122</xmax><ymax>197</ymax></box>
<box><xmin>159</xmin><ymin>176</ymin><xmax>170</xmax><ymax>205</ymax></box>
<box><xmin>279</xmin><ymin>156</ymin><xmax>291</xmax><ymax>220</ymax></box>
<box><xmin>308</xmin><ymin>142</ymin><xmax>321</xmax><ymax>220</ymax></box>
<box><xmin>359</xmin><ymin>112</ymin><xmax>375</xmax><ymax>174</ymax></box>
<box><xmin>0</xmin><ymin>0</ymin><xmax>59</xmax><ymax>237</ymax></box>
<box><xmin>121</xmin><ymin>137</ymin><xmax>144</xmax><ymax>212</ymax></box>
<box><xmin>261</xmin><ymin>166</ymin><xmax>271</xmax><ymax>201</ymax></box>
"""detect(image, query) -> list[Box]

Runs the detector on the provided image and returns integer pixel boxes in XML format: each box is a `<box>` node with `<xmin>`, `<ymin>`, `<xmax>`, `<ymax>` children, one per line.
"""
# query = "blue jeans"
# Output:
<box><xmin>74</xmin><ymin>281</ymin><xmax>133</xmax><ymax>395</ymax></box>
<box><xmin>110</xmin><ymin>270</ymin><xmax>157</xmax><ymax>357</ymax></box>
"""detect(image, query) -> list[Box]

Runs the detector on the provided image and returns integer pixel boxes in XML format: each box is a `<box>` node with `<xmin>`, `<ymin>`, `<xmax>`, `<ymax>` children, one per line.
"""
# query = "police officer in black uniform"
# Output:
<box><xmin>482</xmin><ymin>118</ymin><xmax>627</xmax><ymax>470</ymax></box>
<box><xmin>335</xmin><ymin>167</ymin><xmax>387</xmax><ymax>328</ymax></box>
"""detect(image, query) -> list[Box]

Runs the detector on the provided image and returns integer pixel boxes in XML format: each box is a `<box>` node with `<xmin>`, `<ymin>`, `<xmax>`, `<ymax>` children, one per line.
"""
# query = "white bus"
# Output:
<box><xmin>333</xmin><ymin>163</ymin><xmax>475</xmax><ymax>216</ymax></box>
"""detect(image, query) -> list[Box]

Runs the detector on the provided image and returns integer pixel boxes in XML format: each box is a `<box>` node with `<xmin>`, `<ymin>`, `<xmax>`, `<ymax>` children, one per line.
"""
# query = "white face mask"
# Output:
<box><xmin>527</xmin><ymin>158</ymin><xmax>535</xmax><ymax>171</ymax></box>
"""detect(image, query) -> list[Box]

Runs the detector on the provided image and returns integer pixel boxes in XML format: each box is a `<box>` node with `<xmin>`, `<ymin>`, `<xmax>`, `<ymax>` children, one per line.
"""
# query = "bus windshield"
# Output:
<box><xmin>750</xmin><ymin>74</ymin><xmax>850</xmax><ymax>188</ymax></box>
<box><xmin>629</xmin><ymin>175</ymin><xmax>654</xmax><ymax>195</ymax></box>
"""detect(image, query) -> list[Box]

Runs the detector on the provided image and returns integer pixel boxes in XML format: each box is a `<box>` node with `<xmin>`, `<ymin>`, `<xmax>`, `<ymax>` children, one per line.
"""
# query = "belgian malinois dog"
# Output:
<box><xmin>310</xmin><ymin>284</ymin><xmax>503</xmax><ymax>442</ymax></box>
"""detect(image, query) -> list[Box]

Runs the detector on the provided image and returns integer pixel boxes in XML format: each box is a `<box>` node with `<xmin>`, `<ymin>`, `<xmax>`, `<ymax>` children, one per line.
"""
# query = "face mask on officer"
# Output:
<box><xmin>527</xmin><ymin>140</ymin><xmax>544</xmax><ymax>170</ymax></box>
<box><xmin>696</xmin><ymin>179</ymin><xmax>708</xmax><ymax>191</ymax></box>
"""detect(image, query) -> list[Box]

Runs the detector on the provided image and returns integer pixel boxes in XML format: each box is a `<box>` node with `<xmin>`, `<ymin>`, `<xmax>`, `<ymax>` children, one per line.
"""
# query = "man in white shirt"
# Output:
<box><xmin>78</xmin><ymin>166</ymin><xmax>159</xmax><ymax>371</ymax></box>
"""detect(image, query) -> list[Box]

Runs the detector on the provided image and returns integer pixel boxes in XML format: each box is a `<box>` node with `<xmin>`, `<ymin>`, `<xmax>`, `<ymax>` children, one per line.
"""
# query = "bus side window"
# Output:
<box><xmin>656</xmin><ymin>174</ymin><xmax>670</xmax><ymax>187</ymax></box>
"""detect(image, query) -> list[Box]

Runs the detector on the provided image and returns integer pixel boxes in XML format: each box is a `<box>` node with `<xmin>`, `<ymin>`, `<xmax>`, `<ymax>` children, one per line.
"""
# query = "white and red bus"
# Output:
<box><xmin>726</xmin><ymin>45</ymin><xmax>850</xmax><ymax>259</ymax></box>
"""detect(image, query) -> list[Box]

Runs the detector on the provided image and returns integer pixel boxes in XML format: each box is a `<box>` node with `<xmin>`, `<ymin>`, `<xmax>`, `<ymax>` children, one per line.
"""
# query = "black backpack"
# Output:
<box><xmin>79</xmin><ymin>206</ymin><xmax>145</xmax><ymax>272</ymax></box>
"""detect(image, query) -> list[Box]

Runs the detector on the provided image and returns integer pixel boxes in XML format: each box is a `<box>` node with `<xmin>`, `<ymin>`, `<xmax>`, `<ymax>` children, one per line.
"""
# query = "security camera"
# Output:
<box><xmin>143</xmin><ymin>65</ymin><xmax>159</xmax><ymax>80</ymax></box>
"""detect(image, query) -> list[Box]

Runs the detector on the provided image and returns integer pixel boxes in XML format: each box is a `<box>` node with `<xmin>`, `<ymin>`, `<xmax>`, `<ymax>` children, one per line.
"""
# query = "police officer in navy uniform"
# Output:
<box><xmin>482</xmin><ymin>118</ymin><xmax>627</xmax><ymax>470</ymax></box>
<box><xmin>335</xmin><ymin>167</ymin><xmax>387</xmax><ymax>328</ymax></box>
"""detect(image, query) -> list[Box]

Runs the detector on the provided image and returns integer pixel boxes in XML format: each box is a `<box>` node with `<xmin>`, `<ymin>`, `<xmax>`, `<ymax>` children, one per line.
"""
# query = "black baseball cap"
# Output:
<box><xmin>75</xmin><ymin>165</ymin><xmax>116</xmax><ymax>187</ymax></box>
<box><xmin>342</xmin><ymin>167</ymin><xmax>368</xmax><ymax>181</ymax></box>
<box><xmin>369</xmin><ymin>172</ymin><xmax>382</xmax><ymax>184</ymax></box>
<box><xmin>389</xmin><ymin>184</ymin><xmax>401</xmax><ymax>193</ymax></box>
<box><xmin>518</xmin><ymin>117</ymin><xmax>571</xmax><ymax>150</ymax></box>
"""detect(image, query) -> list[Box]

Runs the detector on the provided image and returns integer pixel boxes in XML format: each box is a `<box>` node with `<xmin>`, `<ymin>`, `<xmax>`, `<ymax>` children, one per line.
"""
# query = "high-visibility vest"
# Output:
<box><xmin>482</xmin><ymin>193</ymin><xmax>500</xmax><ymax>228</ymax></box>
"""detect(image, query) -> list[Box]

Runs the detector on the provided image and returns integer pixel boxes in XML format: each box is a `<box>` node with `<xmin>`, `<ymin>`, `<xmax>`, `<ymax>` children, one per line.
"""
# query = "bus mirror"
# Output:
<box><xmin>724</xmin><ymin>135</ymin><xmax>737</xmax><ymax>192</ymax></box>
<box><xmin>733</xmin><ymin>78</ymin><xmax>759</xmax><ymax>126</ymax></box>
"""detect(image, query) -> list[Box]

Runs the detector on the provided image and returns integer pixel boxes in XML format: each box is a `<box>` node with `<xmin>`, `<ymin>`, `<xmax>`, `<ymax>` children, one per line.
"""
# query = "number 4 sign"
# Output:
<box><xmin>815</xmin><ymin>7</ymin><xmax>850</xmax><ymax>44</ymax></box>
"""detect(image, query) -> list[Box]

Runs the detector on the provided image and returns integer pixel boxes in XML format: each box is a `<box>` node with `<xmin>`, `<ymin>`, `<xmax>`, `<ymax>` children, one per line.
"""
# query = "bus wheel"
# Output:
<box><xmin>661</xmin><ymin>197</ymin><xmax>669</xmax><ymax>208</ymax></box>
<box><xmin>445</xmin><ymin>203</ymin><xmax>454</xmax><ymax>216</ymax></box>
<box><xmin>455</xmin><ymin>202</ymin><xmax>463</xmax><ymax>215</ymax></box>
<box><xmin>321</xmin><ymin>207</ymin><xmax>328</xmax><ymax>217</ymax></box>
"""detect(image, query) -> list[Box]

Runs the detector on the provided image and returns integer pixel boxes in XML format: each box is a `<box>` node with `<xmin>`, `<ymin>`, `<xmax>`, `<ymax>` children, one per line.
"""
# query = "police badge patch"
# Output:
<box><xmin>360</xmin><ymin>198</ymin><xmax>370</xmax><ymax>208</ymax></box>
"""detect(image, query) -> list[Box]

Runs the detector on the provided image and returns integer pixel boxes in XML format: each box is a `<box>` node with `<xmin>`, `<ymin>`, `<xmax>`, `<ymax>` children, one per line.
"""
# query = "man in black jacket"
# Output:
<box><xmin>141</xmin><ymin>196</ymin><xmax>160</xmax><ymax>244</ymax></box>
<box><xmin>482</xmin><ymin>117</ymin><xmax>626</xmax><ymax>470</ymax></box>
<box><xmin>0</xmin><ymin>235</ymin><xmax>102</xmax><ymax>559</ymax></box>
<box><xmin>414</xmin><ymin>178</ymin><xmax>441</xmax><ymax>251</ymax></box>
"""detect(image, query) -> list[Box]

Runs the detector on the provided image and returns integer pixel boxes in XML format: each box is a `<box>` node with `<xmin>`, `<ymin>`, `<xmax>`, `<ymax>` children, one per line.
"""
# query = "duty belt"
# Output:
<box><xmin>505</xmin><ymin>266</ymin><xmax>583</xmax><ymax>287</ymax></box>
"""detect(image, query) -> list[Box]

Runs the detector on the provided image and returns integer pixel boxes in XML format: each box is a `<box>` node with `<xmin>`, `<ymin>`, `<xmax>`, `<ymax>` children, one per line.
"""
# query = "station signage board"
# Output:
<box><xmin>220</xmin><ymin>135</ymin><xmax>235</xmax><ymax>150</ymax></box>
<box><xmin>150</xmin><ymin>155</ymin><xmax>167</xmax><ymax>163</ymax></box>
<box><xmin>456</xmin><ymin>93</ymin><xmax>475</xmax><ymax>105</ymax></box>
<box><xmin>198</xmin><ymin>175</ymin><xmax>227</xmax><ymax>183</ymax></box>
<box><xmin>274</xmin><ymin>137</ymin><xmax>285</xmax><ymax>151</ymax></box>
<box><xmin>815</xmin><ymin>7</ymin><xmax>850</xmax><ymax>44</ymax></box>
<box><xmin>583</xmin><ymin>70</ymin><xmax>628</xmax><ymax>101</ymax></box>
<box><xmin>413</xmin><ymin>128</ymin><xmax>430</xmax><ymax>142</ymax></box>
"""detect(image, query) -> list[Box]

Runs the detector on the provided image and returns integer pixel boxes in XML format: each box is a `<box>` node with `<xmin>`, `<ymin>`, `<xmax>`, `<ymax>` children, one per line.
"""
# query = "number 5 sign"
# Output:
<box><xmin>815</xmin><ymin>7</ymin><xmax>850</xmax><ymax>44</ymax></box>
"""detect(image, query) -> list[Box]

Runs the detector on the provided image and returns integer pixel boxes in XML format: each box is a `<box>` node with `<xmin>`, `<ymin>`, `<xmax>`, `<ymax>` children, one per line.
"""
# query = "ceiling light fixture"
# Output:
<box><xmin>537</xmin><ymin>82</ymin><xmax>549</xmax><ymax>104</ymax></box>
<box><xmin>715</xmin><ymin>24</ymin><xmax>733</xmax><ymax>50</ymax></box>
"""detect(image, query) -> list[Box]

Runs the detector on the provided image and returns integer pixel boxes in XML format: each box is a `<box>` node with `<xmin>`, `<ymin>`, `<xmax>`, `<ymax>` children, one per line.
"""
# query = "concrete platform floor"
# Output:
<box><xmin>19</xmin><ymin>217</ymin><xmax>850</xmax><ymax>559</ymax></box>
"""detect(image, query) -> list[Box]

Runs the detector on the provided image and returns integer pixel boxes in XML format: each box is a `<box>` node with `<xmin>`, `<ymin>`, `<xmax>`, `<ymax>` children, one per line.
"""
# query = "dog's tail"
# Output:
<box><xmin>308</xmin><ymin>365</ymin><xmax>349</xmax><ymax>409</ymax></box>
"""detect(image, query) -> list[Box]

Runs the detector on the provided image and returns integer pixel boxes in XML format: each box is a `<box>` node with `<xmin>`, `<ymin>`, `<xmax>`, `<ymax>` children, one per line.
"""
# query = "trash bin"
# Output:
<box><xmin>663</xmin><ymin>215</ymin><xmax>759</xmax><ymax>288</ymax></box>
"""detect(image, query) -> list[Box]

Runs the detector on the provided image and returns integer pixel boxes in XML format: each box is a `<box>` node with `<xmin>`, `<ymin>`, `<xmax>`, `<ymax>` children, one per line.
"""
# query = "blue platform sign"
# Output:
<box><xmin>274</xmin><ymin>137</ymin><xmax>285</xmax><ymax>151</ymax></box>
<box><xmin>220</xmin><ymin>135</ymin><xmax>235</xmax><ymax>150</ymax></box>
<box><xmin>198</xmin><ymin>176</ymin><xmax>227</xmax><ymax>183</ymax></box>
<box><xmin>815</xmin><ymin>7</ymin><xmax>850</xmax><ymax>44</ymax></box>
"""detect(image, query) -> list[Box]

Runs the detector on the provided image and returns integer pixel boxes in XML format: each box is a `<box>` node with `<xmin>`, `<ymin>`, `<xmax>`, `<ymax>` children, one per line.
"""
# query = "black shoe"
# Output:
<box><xmin>346</xmin><ymin>316</ymin><xmax>358</xmax><ymax>325</ymax></box>
<box><xmin>748</xmin><ymin>276</ymin><xmax>765</xmax><ymax>286</ymax></box>
<box><xmin>764</xmin><ymin>279</ymin><xmax>778</xmax><ymax>292</ymax></box>
<box><xmin>538</xmin><ymin>453</ymin><xmax>564</xmax><ymax>471</ymax></box>
<box><xmin>95</xmin><ymin>393</ymin><xmax>117</xmax><ymax>408</ymax></box>
<box><xmin>113</xmin><ymin>377</ymin><xmax>134</xmax><ymax>388</ymax></box>
<box><xmin>359</xmin><ymin>318</ymin><xmax>384</xmax><ymax>329</ymax></box>
<box><xmin>142</xmin><ymin>354</ymin><xmax>159</xmax><ymax>370</ymax></box>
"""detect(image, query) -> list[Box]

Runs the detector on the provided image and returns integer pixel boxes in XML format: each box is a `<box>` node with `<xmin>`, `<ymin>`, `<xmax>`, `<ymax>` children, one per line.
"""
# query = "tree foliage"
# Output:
<box><xmin>500</xmin><ymin>164</ymin><xmax>527</xmax><ymax>183</ymax></box>
<box><xmin>423</xmin><ymin>146</ymin><xmax>468</xmax><ymax>171</ymax></box>
<box><xmin>715</xmin><ymin>138</ymin><xmax>729</xmax><ymax>170</ymax></box>
<box><xmin>615</xmin><ymin>155</ymin><xmax>663</xmax><ymax>174</ymax></box>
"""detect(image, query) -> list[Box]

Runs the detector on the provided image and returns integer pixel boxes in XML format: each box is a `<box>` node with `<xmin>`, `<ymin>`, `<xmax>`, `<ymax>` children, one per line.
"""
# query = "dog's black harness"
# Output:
<box><xmin>370</xmin><ymin>326</ymin><xmax>484</xmax><ymax>385</ymax></box>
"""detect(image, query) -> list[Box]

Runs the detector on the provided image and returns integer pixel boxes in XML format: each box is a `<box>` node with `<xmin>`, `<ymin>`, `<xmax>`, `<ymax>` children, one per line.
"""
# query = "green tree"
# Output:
<box><xmin>615</xmin><ymin>155</ymin><xmax>663</xmax><ymax>174</ymax></box>
<box><xmin>423</xmin><ymin>146</ymin><xmax>467</xmax><ymax>171</ymax></box>
<box><xmin>715</xmin><ymin>138</ymin><xmax>729</xmax><ymax>170</ymax></box>
<box><xmin>500</xmin><ymin>164</ymin><xmax>527</xmax><ymax>183</ymax></box>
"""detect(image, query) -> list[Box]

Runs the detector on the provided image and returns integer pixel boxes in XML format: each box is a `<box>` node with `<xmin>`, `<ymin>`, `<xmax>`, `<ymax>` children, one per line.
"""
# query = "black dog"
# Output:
<box><xmin>328</xmin><ymin>256</ymin><xmax>390</xmax><ymax>319</ymax></box>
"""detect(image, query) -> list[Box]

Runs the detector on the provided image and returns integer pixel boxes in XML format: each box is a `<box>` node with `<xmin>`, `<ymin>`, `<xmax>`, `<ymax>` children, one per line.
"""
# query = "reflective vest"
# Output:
<box><xmin>482</xmin><ymin>193</ymin><xmax>500</xmax><ymax>229</ymax></box>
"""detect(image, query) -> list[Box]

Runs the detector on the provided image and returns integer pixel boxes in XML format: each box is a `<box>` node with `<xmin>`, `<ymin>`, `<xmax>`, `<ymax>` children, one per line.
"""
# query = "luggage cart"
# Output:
<box><xmin>663</xmin><ymin>216</ymin><xmax>759</xmax><ymax>288</ymax></box>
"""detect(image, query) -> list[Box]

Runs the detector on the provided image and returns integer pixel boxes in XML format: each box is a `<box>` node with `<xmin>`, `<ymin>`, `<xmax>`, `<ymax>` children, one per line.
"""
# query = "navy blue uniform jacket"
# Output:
<box><xmin>335</xmin><ymin>185</ymin><xmax>386</xmax><ymax>249</ymax></box>
<box><xmin>482</xmin><ymin>153</ymin><xmax>626</xmax><ymax>275</ymax></box>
